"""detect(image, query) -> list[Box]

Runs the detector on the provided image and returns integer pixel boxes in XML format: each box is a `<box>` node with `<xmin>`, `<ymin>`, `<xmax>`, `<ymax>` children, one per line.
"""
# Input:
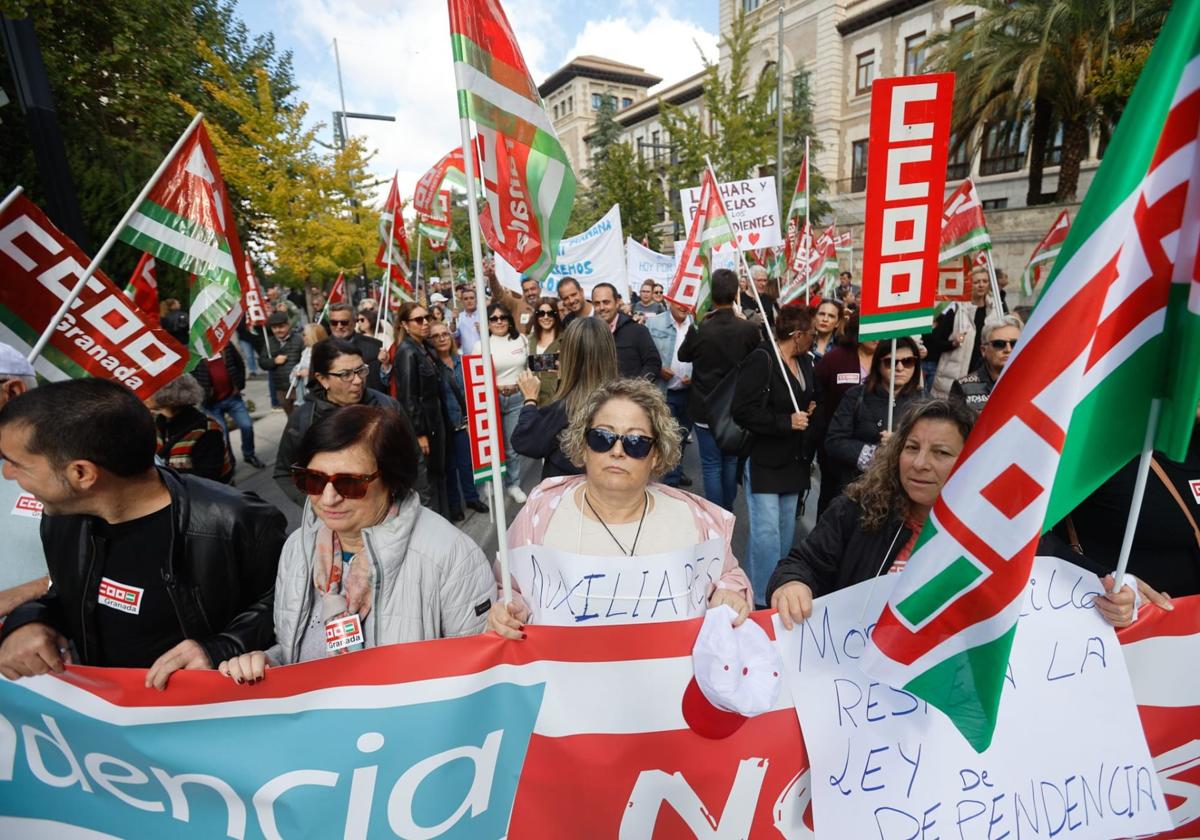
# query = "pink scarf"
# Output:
<box><xmin>311</xmin><ymin>503</ymin><xmax>399</xmax><ymax>619</ymax></box>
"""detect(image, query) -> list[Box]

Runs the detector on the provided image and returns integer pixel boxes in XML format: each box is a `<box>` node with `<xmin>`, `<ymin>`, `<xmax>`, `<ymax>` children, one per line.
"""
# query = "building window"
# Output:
<box><xmin>950</xmin><ymin>13</ymin><xmax>975</xmax><ymax>32</ymax></box>
<box><xmin>947</xmin><ymin>132</ymin><xmax>971</xmax><ymax>180</ymax></box>
<box><xmin>567</xmin><ymin>95</ymin><xmax>573</xmax><ymax>113</ymax></box>
<box><xmin>553</xmin><ymin>104</ymin><xmax>560</xmax><ymax>120</ymax></box>
<box><xmin>651</xmin><ymin>130</ymin><xmax>661</xmax><ymax>162</ymax></box>
<box><xmin>621</xmin><ymin>97</ymin><xmax>633</xmax><ymax>108</ymax></box>
<box><xmin>851</xmin><ymin>140</ymin><xmax>869</xmax><ymax>192</ymax></box>
<box><xmin>591</xmin><ymin>93</ymin><xmax>602</xmax><ymax>110</ymax></box>
<box><xmin>856</xmin><ymin>51</ymin><xmax>875</xmax><ymax>95</ymax></box>
<box><xmin>742</xmin><ymin>0</ymin><xmax>760</xmax><ymax>11</ymax></box>
<box><xmin>904</xmin><ymin>33</ymin><xmax>926</xmax><ymax>76</ymax></box>
<box><xmin>792</xmin><ymin>70</ymin><xmax>810</xmax><ymax>113</ymax></box>
<box><xmin>980</xmin><ymin>119</ymin><xmax>1029</xmax><ymax>175</ymax></box>
<box><xmin>982</xmin><ymin>198</ymin><xmax>1008</xmax><ymax>211</ymax></box>
<box><xmin>1043</xmin><ymin>121</ymin><xmax>1064</xmax><ymax>167</ymax></box>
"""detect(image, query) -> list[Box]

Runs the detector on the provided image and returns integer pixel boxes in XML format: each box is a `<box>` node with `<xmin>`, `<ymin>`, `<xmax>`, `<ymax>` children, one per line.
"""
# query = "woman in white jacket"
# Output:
<box><xmin>217</xmin><ymin>404</ymin><xmax>494</xmax><ymax>683</ymax></box>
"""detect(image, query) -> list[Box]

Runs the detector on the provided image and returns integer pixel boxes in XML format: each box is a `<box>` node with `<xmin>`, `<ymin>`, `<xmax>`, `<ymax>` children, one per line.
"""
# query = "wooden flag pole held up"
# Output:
<box><xmin>25</xmin><ymin>111</ymin><xmax>205</xmax><ymax>364</ymax></box>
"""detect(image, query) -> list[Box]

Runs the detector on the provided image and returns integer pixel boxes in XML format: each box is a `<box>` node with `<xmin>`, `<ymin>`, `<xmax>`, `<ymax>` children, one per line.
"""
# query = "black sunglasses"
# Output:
<box><xmin>407</xmin><ymin>315</ymin><xmax>429</xmax><ymax>324</ymax></box>
<box><xmin>988</xmin><ymin>339</ymin><xmax>1018</xmax><ymax>350</ymax></box>
<box><xmin>488</xmin><ymin>314</ymin><xmax>510</xmax><ymax>323</ymax></box>
<box><xmin>585</xmin><ymin>428</ymin><xmax>655</xmax><ymax>459</ymax></box>
<box><xmin>290</xmin><ymin>466</ymin><xmax>380</xmax><ymax>499</ymax></box>
<box><xmin>536</xmin><ymin>309</ymin><xmax>556</xmax><ymax>317</ymax></box>
<box><xmin>329</xmin><ymin>319</ymin><xmax>352</xmax><ymax>327</ymax></box>
<box><xmin>881</xmin><ymin>356</ymin><xmax>918</xmax><ymax>370</ymax></box>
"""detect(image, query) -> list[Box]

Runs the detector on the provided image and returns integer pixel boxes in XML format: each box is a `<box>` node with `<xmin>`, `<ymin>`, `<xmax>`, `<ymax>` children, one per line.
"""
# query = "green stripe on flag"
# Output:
<box><xmin>904</xmin><ymin>626</ymin><xmax>1016</xmax><ymax>753</ymax></box>
<box><xmin>0</xmin><ymin>307</ymin><xmax>94</xmax><ymax>382</ymax></box>
<box><xmin>859</xmin><ymin>308</ymin><xmax>935</xmax><ymax>340</ymax></box>
<box><xmin>896</xmin><ymin>556</ymin><xmax>982</xmax><ymax>627</ymax></box>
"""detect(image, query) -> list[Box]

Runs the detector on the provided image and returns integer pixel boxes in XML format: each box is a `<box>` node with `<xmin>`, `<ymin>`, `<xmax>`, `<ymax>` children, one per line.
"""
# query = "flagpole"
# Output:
<box><xmin>1112</xmin><ymin>399</ymin><xmax>1161</xmax><ymax>593</ymax></box>
<box><xmin>377</xmin><ymin>206</ymin><xmax>398</xmax><ymax>340</ymax></box>
<box><xmin>704</xmin><ymin>156</ymin><xmax>801</xmax><ymax>415</ymax></box>
<box><xmin>458</xmin><ymin>118</ymin><xmax>513</xmax><ymax>606</ymax></box>
<box><xmin>982</xmin><ymin>249</ymin><xmax>1005</xmax><ymax>321</ymax></box>
<box><xmin>415</xmin><ymin>230</ymin><xmax>424</xmax><ymax>304</ymax></box>
<box><xmin>26</xmin><ymin>111</ymin><xmax>205</xmax><ymax>364</ymax></box>
<box><xmin>0</xmin><ymin>185</ymin><xmax>24</xmax><ymax>216</ymax></box>
<box><xmin>886</xmin><ymin>338</ymin><xmax>897</xmax><ymax>432</ymax></box>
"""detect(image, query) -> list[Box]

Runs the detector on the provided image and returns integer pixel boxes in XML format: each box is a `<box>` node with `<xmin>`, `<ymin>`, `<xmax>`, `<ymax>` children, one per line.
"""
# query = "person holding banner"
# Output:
<box><xmin>929</xmin><ymin>266</ymin><xmax>995</xmax><ymax>397</ymax></box>
<box><xmin>486</xmin><ymin>302</ymin><xmax>531</xmax><ymax>505</ymax></box>
<box><xmin>258</xmin><ymin>312</ymin><xmax>304</xmax><ymax>416</ymax></box>
<box><xmin>429</xmin><ymin>323</ymin><xmax>490</xmax><ymax>520</ymax></box>
<box><xmin>488</xmin><ymin>270</ymin><xmax>540</xmax><ymax>335</ymax></box>
<box><xmin>825</xmin><ymin>338</ymin><xmax>923</xmax><ymax>494</ymax></box>
<box><xmin>218</xmin><ymin>405</ymin><xmax>495</xmax><ymax>683</ymax></box>
<box><xmin>488</xmin><ymin>379</ymin><xmax>752</xmax><ymax>638</ymax></box>
<box><xmin>0</xmin><ymin>379</ymin><xmax>287</xmax><ymax>687</ymax></box>
<box><xmin>390</xmin><ymin>302</ymin><xmax>448</xmax><ymax>513</ymax></box>
<box><xmin>768</xmin><ymin>399</ymin><xmax>1140</xmax><ymax>630</ymax></box>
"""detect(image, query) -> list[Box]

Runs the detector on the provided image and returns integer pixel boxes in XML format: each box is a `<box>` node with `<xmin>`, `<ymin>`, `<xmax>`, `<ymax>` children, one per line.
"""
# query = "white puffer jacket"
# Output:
<box><xmin>932</xmin><ymin>302</ymin><xmax>979</xmax><ymax>398</ymax></box>
<box><xmin>269</xmin><ymin>491</ymin><xmax>494</xmax><ymax>665</ymax></box>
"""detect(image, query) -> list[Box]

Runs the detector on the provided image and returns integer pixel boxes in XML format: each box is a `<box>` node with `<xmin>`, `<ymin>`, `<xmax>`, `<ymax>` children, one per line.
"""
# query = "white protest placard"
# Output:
<box><xmin>496</xmin><ymin>204</ymin><xmax>625</xmax><ymax>297</ymax></box>
<box><xmin>680</xmin><ymin>176</ymin><xmax>781</xmax><ymax>251</ymax></box>
<box><xmin>674</xmin><ymin>239</ymin><xmax>737</xmax><ymax>273</ymax></box>
<box><xmin>508</xmin><ymin>538</ymin><xmax>724</xmax><ymax>626</ymax></box>
<box><xmin>775</xmin><ymin>555</ymin><xmax>1172</xmax><ymax>840</ymax></box>
<box><xmin>625</xmin><ymin>237</ymin><xmax>676</xmax><ymax>294</ymax></box>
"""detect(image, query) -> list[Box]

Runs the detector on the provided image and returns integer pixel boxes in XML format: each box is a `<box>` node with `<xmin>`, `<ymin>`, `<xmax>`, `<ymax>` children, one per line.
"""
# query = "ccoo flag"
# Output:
<box><xmin>863</xmin><ymin>0</ymin><xmax>1200</xmax><ymax>752</ymax></box>
<box><xmin>123</xmin><ymin>253</ymin><xmax>159</xmax><ymax>318</ymax></box>
<box><xmin>117</xmin><ymin>118</ymin><xmax>247</xmax><ymax>361</ymax></box>
<box><xmin>448</xmin><ymin>0</ymin><xmax>576</xmax><ymax>283</ymax></box>
<box><xmin>1020</xmin><ymin>209</ymin><xmax>1071</xmax><ymax>296</ymax></box>
<box><xmin>665</xmin><ymin>168</ymin><xmax>735</xmax><ymax>320</ymax></box>
<box><xmin>938</xmin><ymin>179</ymin><xmax>991</xmax><ymax>263</ymax></box>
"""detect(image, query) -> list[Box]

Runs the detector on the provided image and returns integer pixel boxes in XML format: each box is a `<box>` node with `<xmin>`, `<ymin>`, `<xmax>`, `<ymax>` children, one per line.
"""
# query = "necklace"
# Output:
<box><xmin>583</xmin><ymin>490</ymin><xmax>649</xmax><ymax>556</ymax></box>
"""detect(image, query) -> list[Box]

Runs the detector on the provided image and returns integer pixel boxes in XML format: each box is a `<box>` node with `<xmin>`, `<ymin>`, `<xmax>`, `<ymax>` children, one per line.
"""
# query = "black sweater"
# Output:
<box><xmin>512</xmin><ymin>400</ymin><xmax>582</xmax><ymax>479</ymax></box>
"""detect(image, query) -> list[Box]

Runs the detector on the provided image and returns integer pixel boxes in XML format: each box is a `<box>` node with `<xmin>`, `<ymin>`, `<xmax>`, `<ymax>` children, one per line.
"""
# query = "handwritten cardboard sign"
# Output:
<box><xmin>680</xmin><ymin>177</ymin><xmax>781</xmax><ymax>251</ymax></box>
<box><xmin>775</xmin><ymin>555</ymin><xmax>1172</xmax><ymax>839</ymax></box>
<box><xmin>508</xmin><ymin>538</ymin><xmax>723</xmax><ymax>627</ymax></box>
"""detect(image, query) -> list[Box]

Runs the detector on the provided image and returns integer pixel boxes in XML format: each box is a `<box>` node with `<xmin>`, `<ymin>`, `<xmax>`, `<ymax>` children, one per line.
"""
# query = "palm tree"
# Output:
<box><xmin>927</xmin><ymin>0</ymin><xmax>1169</xmax><ymax>204</ymax></box>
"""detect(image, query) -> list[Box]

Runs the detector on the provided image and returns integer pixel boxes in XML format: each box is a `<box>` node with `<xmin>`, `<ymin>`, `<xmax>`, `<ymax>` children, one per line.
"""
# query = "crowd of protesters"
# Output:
<box><xmin>0</xmin><ymin>258</ymin><xmax>1195</xmax><ymax>688</ymax></box>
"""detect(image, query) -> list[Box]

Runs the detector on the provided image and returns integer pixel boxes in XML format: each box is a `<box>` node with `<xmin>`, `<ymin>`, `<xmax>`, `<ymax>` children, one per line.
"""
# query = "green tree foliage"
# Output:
<box><xmin>926</xmin><ymin>0</ymin><xmax>1169</xmax><ymax>204</ymax></box>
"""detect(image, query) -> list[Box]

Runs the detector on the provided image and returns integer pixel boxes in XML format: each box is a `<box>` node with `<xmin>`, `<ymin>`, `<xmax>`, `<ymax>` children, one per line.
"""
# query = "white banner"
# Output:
<box><xmin>624</xmin><ymin>238</ymin><xmax>675</xmax><ymax>294</ymax></box>
<box><xmin>673</xmin><ymin>239</ymin><xmax>737</xmax><ymax>274</ymax></box>
<box><xmin>508</xmin><ymin>538</ymin><xmax>724</xmax><ymax>627</ymax></box>
<box><xmin>775</xmin><ymin>555</ymin><xmax>1172</xmax><ymax>839</ymax></box>
<box><xmin>680</xmin><ymin>176</ymin><xmax>781</xmax><ymax>251</ymax></box>
<box><xmin>496</xmin><ymin>204</ymin><xmax>625</xmax><ymax>297</ymax></box>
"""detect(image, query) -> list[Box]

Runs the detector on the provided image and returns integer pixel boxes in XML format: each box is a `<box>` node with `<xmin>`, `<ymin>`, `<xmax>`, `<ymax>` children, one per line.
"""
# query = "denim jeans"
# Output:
<box><xmin>499</xmin><ymin>391</ymin><xmax>524</xmax><ymax>488</ymax></box>
<box><xmin>694</xmin><ymin>425</ymin><xmax>738</xmax><ymax>511</ymax></box>
<box><xmin>240</xmin><ymin>338</ymin><xmax>259</xmax><ymax>375</ymax></box>
<box><xmin>663</xmin><ymin>387</ymin><xmax>692</xmax><ymax>486</ymax></box>
<box><xmin>446</xmin><ymin>427</ymin><xmax>481</xmax><ymax>510</ymax></box>
<box><xmin>922</xmin><ymin>358</ymin><xmax>938</xmax><ymax>395</ymax></box>
<box><xmin>743</xmin><ymin>461</ymin><xmax>799</xmax><ymax>606</ymax></box>
<box><xmin>208</xmin><ymin>395</ymin><xmax>256</xmax><ymax>458</ymax></box>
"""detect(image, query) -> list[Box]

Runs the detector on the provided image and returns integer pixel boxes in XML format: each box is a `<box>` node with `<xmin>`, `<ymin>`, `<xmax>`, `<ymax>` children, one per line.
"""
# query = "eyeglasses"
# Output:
<box><xmin>988</xmin><ymin>339</ymin><xmax>1018</xmax><ymax>350</ymax></box>
<box><xmin>406</xmin><ymin>315</ymin><xmax>429</xmax><ymax>324</ymax></box>
<box><xmin>881</xmin><ymin>356</ymin><xmax>918</xmax><ymax>370</ymax></box>
<box><xmin>431</xmin><ymin>332</ymin><xmax>450</xmax><ymax>340</ymax></box>
<box><xmin>329</xmin><ymin>319</ymin><xmax>351</xmax><ymax>327</ymax></box>
<box><xmin>488</xmin><ymin>315</ymin><xmax>510</xmax><ymax>323</ymax></box>
<box><xmin>324</xmin><ymin>364</ymin><xmax>369</xmax><ymax>382</ymax></box>
<box><xmin>536</xmin><ymin>309</ymin><xmax>556</xmax><ymax>317</ymax></box>
<box><xmin>585</xmin><ymin>428</ymin><xmax>656</xmax><ymax>459</ymax></box>
<box><xmin>290</xmin><ymin>466</ymin><xmax>380</xmax><ymax>499</ymax></box>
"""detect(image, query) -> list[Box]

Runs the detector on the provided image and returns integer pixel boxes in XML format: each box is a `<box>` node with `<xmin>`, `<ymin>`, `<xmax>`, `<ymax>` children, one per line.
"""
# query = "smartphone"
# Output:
<box><xmin>529</xmin><ymin>353</ymin><xmax>559</xmax><ymax>373</ymax></box>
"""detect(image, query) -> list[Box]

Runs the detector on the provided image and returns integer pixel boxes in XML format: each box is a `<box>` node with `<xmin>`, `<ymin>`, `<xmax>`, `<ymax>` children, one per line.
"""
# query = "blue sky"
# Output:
<box><xmin>233</xmin><ymin>0</ymin><xmax>719</xmax><ymax>201</ymax></box>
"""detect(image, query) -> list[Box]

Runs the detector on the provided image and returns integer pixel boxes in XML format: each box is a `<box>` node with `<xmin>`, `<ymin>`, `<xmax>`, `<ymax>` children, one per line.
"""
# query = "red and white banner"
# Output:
<box><xmin>936</xmin><ymin>254</ymin><xmax>973</xmax><ymax>301</ymax></box>
<box><xmin>413</xmin><ymin>146</ymin><xmax>466</xmax><ymax>218</ymax></box>
<box><xmin>859</xmin><ymin>73</ymin><xmax>955</xmax><ymax>341</ymax></box>
<box><xmin>240</xmin><ymin>253</ymin><xmax>268</xmax><ymax>329</ymax></box>
<box><xmin>123</xmin><ymin>252</ymin><xmax>159</xmax><ymax>318</ymax></box>
<box><xmin>0</xmin><ymin>194</ymin><xmax>188</xmax><ymax>398</ymax></box>
<box><xmin>462</xmin><ymin>353</ymin><xmax>507</xmax><ymax>483</ymax></box>
<box><xmin>328</xmin><ymin>271</ymin><xmax>347</xmax><ymax>305</ymax></box>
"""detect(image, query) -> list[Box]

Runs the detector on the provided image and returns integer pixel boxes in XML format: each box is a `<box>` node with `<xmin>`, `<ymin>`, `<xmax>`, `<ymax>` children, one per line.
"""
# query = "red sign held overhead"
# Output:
<box><xmin>462</xmin><ymin>354</ymin><xmax>507</xmax><ymax>484</ymax></box>
<box><xmin>240</xmin><ymin>253</ymin><xmax>267</xmax><ymax>328</ymax></box>
<box><xmin>859</xmin><ymin>73</ymin><xmax>955</xmax><ymax>341</ymax></box>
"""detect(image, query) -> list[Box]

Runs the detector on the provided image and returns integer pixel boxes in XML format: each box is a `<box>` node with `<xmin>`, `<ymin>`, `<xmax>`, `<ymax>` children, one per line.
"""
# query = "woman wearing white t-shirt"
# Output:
<box><xmin>487</xmin><ymin>302</ymin><xmax>530</xmax><ymax>504</ymax></box>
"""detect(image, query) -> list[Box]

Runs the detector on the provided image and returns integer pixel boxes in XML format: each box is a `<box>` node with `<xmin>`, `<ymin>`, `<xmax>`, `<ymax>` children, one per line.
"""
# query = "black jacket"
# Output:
<box><xmin>191</xmin><ymin>344</ymin><xmax>246</xmax><ymax>404</ymax></box>
<box><xmin>949</xmin><ymin>364</ymin><xmax>997</xmax><ymax>411</ymax></box>
<box><xmin>677</xmin><ymin>308</ymin><xmax>761</xmax><ymax>425</ymax></box>
<box><xmin>512</xmin><ymin>400</ymin><xmax>582</xmax><ymax>479</ymax></box>
<box><xmin>732</xmin><ymin>346</ymin><xmax>814</xmax><ymax>495</ymax></box>
<box><xmin>825</xmin><ymin>384</ymin><xmax>922</xmax><ymax>484</ymax></box>
<box><xmin>257</xmin><ymin>330</ymin><xmax>304</xmax><ymax>392</ymax></box>
<box><xmin>274</xmin><ymin>385</ymin><xmax>405</xmax><ymax>505</ymax></box>
<box><xmin>611</xmin><ymin>312</ymin><xmax>661</xmax><ymax>382</ymax></box>
<box><xmin>346</xmin><ymin>332</ymin><xmax>385</xmax><ymax>392</ymax></box>
<box><xmin>1</xmin><ymin>468</ymin><xmax>286</xmax><ymax>668</ymax></box>
<box><xmin>391</xmin><ymin>337</ymin><xmax>446</xmax><ymax>458</ymax></box>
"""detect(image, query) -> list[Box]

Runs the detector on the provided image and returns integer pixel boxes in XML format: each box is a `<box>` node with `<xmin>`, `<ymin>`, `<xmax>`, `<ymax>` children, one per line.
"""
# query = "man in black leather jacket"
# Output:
<box><xmin>0</xmin><ymin>378</ymin><xmax>286</xmax><ymax>690</ymax></box>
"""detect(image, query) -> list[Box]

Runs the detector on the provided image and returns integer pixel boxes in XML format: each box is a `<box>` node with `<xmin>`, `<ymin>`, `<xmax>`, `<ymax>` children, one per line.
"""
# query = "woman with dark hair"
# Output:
<box><xmin>389</xmin><ymin>301</ymin><xmax>447</xmax><ymax>512</ymax></box>
<box><xmin>429</xmin><ymin>320</ymin><xmax>489</xmax><ymax>520</ymax></box>
<box><xmin>485</xmin><ymin>302</ymin><xmax>529</xmax><ymax>504</ymax></box>
<box><xmin>217</xmin><ymin>405</ymin><xmax>494</xmax><ymax>683</ymax></box>
<box><xmin>731</xmin><ymin>307</ymin><xmax>816</xmax><ymax>603</ymax></box>
<box><xmin>810</xmin><ymin>298</ymin><xmax>843</xmax><ymax>361</ymax></box>
<box><xmin>527</xmin><ymin>296</ymin><xmax>563</xmax><ymax>405</ymax></box>
<box><xmin>824</xmin><ymin>336</ymin><xmax>923</xmax><ymax>495</ymax></box>
<box><xmin>768</xmin><ymin>399</ymin><xmax>1140</xmax><ymax>630</ymax></box>
<box><xmin>274</xmin><ymin>337</ymin><xmax>405</xmax><ymax>506</ymax></box>
<box><xmin>145</xmin><ymin>374</ymin><xmax>234</xmax><ymax>484</ymax></box>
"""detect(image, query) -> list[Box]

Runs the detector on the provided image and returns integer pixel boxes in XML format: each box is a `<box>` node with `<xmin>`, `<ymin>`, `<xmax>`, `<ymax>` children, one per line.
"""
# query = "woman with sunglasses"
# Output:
<box><xmin>389</xmin><ymin>301</ymin><xmax>448</xmax><ymax>513</ymax></box>
<box><xmin>810</xmin><ymin>298</ymin><xmax>843</xmax><ymax>362</ymax></box>
<box><xmin>527</xmin><ymin>296</ymin><xmax>562</xmax><ymax>405</ymax></box>
<box><xmin>823</xmin><ymin>336</ymin><xmax>923</xmax><ymax>496</ymax></box>
<box><xmin>218</xmin><ymin>405</ymin><xmax>495</xmax><ymax>684</ymax></box>
<box><xmin>428</xmin><ymin>321</ymin><xmax>490</xmax><ymax>521</ymax></box>
<box><xmin>732</xmin><ymin>307</ymin><xmax>816</xmax><ymax>604</ymax></box>
<box><xmin>486</xmin><ymin>302</ymin><xmax>530</xmax><ymax>505</ymax></box>
<box><xmin>274</xmin><ymin>337</ymin><xmax>405</xmax><ymax>506</ymax></box>
<box><xmin>948</xmin><ymin>314</ymin><xmax>1023</xmax><ymax>411</ymax></box>
<box><xmin>488</xmin><ymin>378</ymin><xmax>752</xmax><ymax>639</ymax></box>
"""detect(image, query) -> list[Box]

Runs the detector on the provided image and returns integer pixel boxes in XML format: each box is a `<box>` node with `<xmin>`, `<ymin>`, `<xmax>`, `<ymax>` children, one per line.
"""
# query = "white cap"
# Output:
<box><xmin>0</xmin><ymin>342</ymin><xmax>35</xmax><ymax>380</ymax></box>
<box><xmin>692</xmin><ymin>604</ymin><xmax>783</xmax><ymax>717</ymax></box>
<box><xmin>430</xmin><ymin>292</ymin><xmax>448</xmax><ymax>303</ymax></box>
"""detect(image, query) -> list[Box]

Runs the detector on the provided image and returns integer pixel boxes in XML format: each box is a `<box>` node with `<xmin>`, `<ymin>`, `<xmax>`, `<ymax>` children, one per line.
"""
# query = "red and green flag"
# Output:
<box><xmin>1020</xmin><ymin>209</ymin><xmax>1071</xmax><ymax>296</ymax></box>
<box><xmin>938</xmin><ymin>178</ymin><xmax>991</xmax><ymax>263</ymax></box>
<box><xmin>665</xmin><ymin>168</ymin><xmax>734</xmax><ymax>320</ymax></box>
<box><xmin>375</xmin><ymin>173</ymin><xmax>413</xmax><ymax>294</ymax></box>
<box><xmin>117</xmin><ymin>118</ymin><xmax>247</xmax><ymax>362</ymax></box>
<box><xmin>420</xmin><ymin>189</ymin><xmax>453</xmax><ymax>251</ymax></box>
<box><xmin>448</xmin><ymin>0</ymin><xmax>576</xmax><ymax>283</ymax></box>
<box><xmin>328</xmin><ymin>272</ymin><xmax>347</xmax><ymax>305</ymax></box>
<box><xmin>864</xmin><ymin>1</ymin><xmax>1200</xmax><ymax>752</ymax></box>
<box><xmin>123</xmin><ymin>253</ymin><xmax>159</xmax><ymax>318</ymax></box>
<box><xmin>783</xmin><ymin>153</ymin><xmax>808</xmax><ymax>274</ymax></box>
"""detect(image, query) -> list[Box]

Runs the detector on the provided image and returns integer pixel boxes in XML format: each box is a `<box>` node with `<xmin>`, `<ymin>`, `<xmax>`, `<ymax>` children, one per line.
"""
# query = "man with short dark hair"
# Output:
<box><xmin>454</xmin><ymin>286</ymin><xmax>482</xmax><ymax>355</ymax></box>
<box><xmin>488</xmin><ymin>269</ymin><xmax>541</xmax><ymax>334</ymax></box>
<box><xmin>558</xmin><ymin>276</ymin><xmax>593</xmax><ymax>325</ymax></box>
<box><xmin>328</xmin><ymin>302</ymin><xmax>385</xmax><ymax>391</ymax></box>
<box><xmin>592</xmin><ymin>282</ymin><xmax>661</xmax><ymax>381</ymax></box>
<box><xmin>632</xmin><ymin>279</ymin><xmax>665</xmax><ymax>319</ymax></box>
<box><xmin>0</xmin><ymin>378</ymin><xmax>286</xmax><ymax>688</ymax></box>
<box><xmin>258</xmin><ymin>311</ymin><xmax>304</xmax><ymax>415</ymax></box>
<box><xmin>678</xmin><ymin>268</ymin><xmax>761</xmax><ymax>511</ymax></box>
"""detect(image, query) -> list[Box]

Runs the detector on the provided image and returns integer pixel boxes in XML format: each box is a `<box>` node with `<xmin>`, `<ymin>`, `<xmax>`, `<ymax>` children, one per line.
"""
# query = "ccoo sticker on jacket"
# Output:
<box><xmin>11</xmin><ymin>493</ymin><xmax>43</xmax><ymax>518</ymax></box>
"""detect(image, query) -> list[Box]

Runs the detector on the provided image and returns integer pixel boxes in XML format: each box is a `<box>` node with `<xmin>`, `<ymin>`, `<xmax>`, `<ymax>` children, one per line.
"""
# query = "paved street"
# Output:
<box><xmin>233</xmin><ymin>374</ymin><xmax>818</xmax><ymax>596</ymax></box>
